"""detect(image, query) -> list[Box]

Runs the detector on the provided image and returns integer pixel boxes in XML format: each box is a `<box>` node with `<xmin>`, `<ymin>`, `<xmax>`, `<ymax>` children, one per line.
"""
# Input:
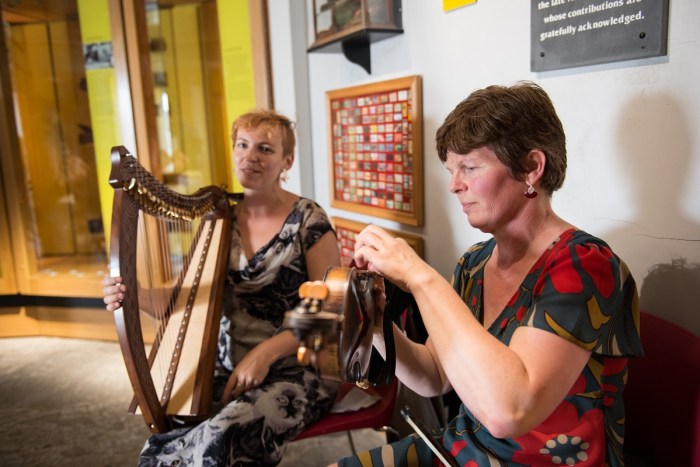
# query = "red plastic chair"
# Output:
<box><xmin>623</xmin><ymin>311</ymin><xmax>700</xmax><ymax>466</ymax></box>
<box><xmin>294</xmin><ymin>379</ymin><xmax>399</xmax><ymax>454</ymax></box>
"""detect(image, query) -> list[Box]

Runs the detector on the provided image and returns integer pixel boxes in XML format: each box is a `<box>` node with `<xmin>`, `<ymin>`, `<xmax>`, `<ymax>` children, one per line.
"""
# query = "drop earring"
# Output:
<box><xmin>280</xmin><ymin>168</ymin><xmax>289</xmax><ymax>183</ymax></box>
<box><xmin>524</xmin><ymin>183</ymin><xmax>537</xmax><ymax>199</ymax></box>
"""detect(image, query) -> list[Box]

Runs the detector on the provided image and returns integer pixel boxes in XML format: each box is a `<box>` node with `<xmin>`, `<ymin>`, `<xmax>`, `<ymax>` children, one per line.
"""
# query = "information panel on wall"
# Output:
<box><xmin>531</xmin><ymin>0</ymin><xmax>669</xmax><ymax>72</ymax></box>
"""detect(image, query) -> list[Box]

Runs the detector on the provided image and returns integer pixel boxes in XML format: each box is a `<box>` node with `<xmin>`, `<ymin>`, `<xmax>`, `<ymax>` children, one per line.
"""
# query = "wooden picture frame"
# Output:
<box><xmin>327</xmin><ymin>75</ymin><xmax>423</xmax><ymax>226</ymax></box>
<box><xmin>332</xmin><ymin>217</ymin><xmax>424</xmax><ymax>268</ymax></box>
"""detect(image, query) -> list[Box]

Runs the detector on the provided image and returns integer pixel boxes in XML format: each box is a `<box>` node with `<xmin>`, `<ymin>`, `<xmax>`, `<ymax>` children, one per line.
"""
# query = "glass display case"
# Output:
<box><xmin>309</xmin><ymin>0</ymin><xmax>402</xmax><ymax>73</ymax></box>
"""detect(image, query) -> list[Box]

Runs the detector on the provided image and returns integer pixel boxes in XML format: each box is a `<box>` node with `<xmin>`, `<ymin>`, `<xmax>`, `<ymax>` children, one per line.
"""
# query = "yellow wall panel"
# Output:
<box><xmin>217</xmin><ymin>0</ymin><xmax>258</xmax><ymax>192</ymax></box>
<box><xmin>172</xmin><ymin>5</ymin><xmax>211</xmax><ymax>190</ymax></box>
<box><xmin>78</xmin><ymin>0</ymin><xmax>121</xmax><ymax>250</ymax></box>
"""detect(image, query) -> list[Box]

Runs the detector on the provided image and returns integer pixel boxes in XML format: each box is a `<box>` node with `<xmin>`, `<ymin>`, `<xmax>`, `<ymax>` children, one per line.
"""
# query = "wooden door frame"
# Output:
<box><xmin>0</xmin><ymin>21</ymin><xmax>34</xmax><ymax>296</ymax></box>
<box><xmin>0</xmin><ymin>166</ymin><xmax>19</xmax><ymax>296</ymax></box>
<box><xmin>109</xmin><ymin>0</ymin><xmax>159</xmax><ymax>174</ymax></box>
<box><xmin>249</xmin><ymin>0</ymin><xmax>273</xmax><ymax>110</ymax></box>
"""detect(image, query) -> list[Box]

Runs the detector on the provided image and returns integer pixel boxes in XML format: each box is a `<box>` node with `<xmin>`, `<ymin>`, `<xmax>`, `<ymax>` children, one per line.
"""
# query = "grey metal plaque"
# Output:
<box><xmin>531</xmin><ymin>0</ymin><xmax>669</xmax><ymax>72</ymax></box>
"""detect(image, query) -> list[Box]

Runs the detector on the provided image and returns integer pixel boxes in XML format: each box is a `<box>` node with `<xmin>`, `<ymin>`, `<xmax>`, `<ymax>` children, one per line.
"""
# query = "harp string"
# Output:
<box><xmin>138</xmin><ymin>179</ymin><xmax>205</xmax><ymax>408</ymax></box>
<box><xmin>167</xmin><ymin>208</ymin><xmax>186</xmax><ymax>395</ymax></box>
<box><xmin>133</xmin><ymin>168</ymin><xmax>182</xmax><ymax>403</ymax></box>
<box><xmin>134</xmin><ymin>178</ymin><xmax>162</xmax><ymax>393</ymax></box>
<box><xmin>155</xmin><ymin>210</ymin><xmax>170</xmax><ymax>396</ymax></box>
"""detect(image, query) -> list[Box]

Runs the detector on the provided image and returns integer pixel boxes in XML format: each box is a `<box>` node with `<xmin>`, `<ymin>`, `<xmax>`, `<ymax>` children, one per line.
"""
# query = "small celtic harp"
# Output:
<box><xmin>108</xmin><ymin>146</ymin><xmax>237</xmax><ymax>433</ymax></box>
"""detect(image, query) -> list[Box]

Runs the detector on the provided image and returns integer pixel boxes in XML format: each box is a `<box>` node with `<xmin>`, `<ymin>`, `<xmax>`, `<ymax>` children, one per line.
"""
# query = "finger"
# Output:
<box><xmin>103</xmin><ymin>293</ymin><xmax>119</xmax><ymax>305</ymax></box>
<box><xmin>353</xmin><ymin>235</ymin><xmax>372</xmax><ymax>256</ymax></box>
<box><xmin>102</xmin><ymin>283</ymin><xmax>124</xmax><ymax>296</ymax></box>
<box><xmin>233</xmin><ymin>380</ymin><xmax>250</xmax><ymax>398</ymax></box>
<box><xmin>101</xmin><ymin>276</ymin><xmax>122</xmax><ymax>287</ymax></box>
<box><xmin>355</xmin><ymin>227</ymin><xmax>395</xmax><ymax>264</ymax></box>
<box><xmin>353</xmin><ymin>249</ymin><xmax>370</xmax><ymax>268</ymax></box>
<box><xmin>221</xmin><ymin>377</ymin><xmax>238</xmax><ymax>403</ymax></box>
<box><xmin>240</xmin><ymin>378</ymin><xmax>260</xmax><ymax>389</ymax></box>
<box><xmin>355</xmin><ymin>249</ymin><xmax>382</xmax><ymax>273</ymax></box>
<box><xmin>106</xmin><ymin>297</ymin><xmax>123</xmax><ymax>312</ymax></box>
<box><xmin>359</xmin><ymin>224</ymin><xmax>391</xmax><ymax>244</ymax></box>
<box><xmin>103</xmin><ymin>288</ymin><xmax>121</xmax><ymax>300</ymax></box>
<box><xmin>355</xmin><ymin>242</ymin><xmax>382</xmax><ymax>269</ymax></box>
<box><xmin>355</xmin><ymin>225</ymin><xmax>381</xmax><ymax>250</ymax></box>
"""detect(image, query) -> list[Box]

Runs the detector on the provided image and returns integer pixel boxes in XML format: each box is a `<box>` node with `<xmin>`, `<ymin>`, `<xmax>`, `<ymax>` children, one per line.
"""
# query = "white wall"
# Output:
<box><xmin>269</xmin><ymin>0</ymin><xmax>700</xmax><ymax>334</ymax></box>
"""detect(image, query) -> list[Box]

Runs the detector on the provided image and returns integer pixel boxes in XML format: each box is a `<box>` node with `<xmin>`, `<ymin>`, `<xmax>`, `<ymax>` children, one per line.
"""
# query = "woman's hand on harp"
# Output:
<box><xmin>102</xmin><ymin>276</ymin><xmax>126</xmax><ymax>312</ymax></box>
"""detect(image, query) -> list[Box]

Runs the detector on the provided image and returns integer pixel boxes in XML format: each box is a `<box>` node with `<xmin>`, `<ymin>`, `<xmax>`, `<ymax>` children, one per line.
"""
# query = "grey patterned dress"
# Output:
<box><xmin>138</xmin><ymin>198</ymin><xmax>339</xmax><ymax>467</ymax></box>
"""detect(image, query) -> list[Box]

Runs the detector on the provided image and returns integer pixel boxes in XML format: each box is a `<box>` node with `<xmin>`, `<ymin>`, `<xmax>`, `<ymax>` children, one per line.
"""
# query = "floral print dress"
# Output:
<box><xmin>339</xmin><ymin>229</ymin><xmax>643</xmax><ymax>467</ymax></box>
<box><xmin>139</xmin><ymin>198</ymin><xmax>339</xmax><ymax>467</ymax></box>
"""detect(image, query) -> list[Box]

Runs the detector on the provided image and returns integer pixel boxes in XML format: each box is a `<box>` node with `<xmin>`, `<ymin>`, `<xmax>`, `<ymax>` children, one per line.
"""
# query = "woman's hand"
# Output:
<box><xmin>102</xmin><ymin>276</ymin><xmax>125</xmax><ymax>312</ymax></box>
<box><xmin>219</xmin><ymin>331</ymin><xmax>299</xmax><ymax>403</ymax></box>
<box><xmin>354</xmin><ymin>225</ymin><xmax>429</xmax><ymax>292</ymax></box>
<box><xmin>221</xmin><ymin>349</ymin><xmax>272</xmax><ymax>403</ymax></box>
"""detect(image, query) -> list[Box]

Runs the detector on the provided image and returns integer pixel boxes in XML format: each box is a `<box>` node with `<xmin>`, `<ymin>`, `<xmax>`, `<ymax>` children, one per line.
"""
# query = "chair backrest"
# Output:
<box><xmin>623</xmin><ymin>311</ymin><xmax>700</xmax><ymax>466</ymax></box>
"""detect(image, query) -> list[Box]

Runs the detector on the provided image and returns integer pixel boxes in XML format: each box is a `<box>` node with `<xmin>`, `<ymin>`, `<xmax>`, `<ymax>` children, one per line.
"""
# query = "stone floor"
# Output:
<box><xmin>0</xmin><ymin>336</ymin><xmax>387</xmax><ymax>467</ymax></box>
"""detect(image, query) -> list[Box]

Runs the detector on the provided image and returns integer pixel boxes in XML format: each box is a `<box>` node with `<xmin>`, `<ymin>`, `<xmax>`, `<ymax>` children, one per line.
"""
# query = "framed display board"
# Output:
<box><xmin>332</xmin><ymin>217</ymin><xmax>424</xmax><ymax>268</ymax></box>
<box><xmin>327</xmin><ymin>75</ymin><xmax>423</xmax><ymax>226</ymax></box>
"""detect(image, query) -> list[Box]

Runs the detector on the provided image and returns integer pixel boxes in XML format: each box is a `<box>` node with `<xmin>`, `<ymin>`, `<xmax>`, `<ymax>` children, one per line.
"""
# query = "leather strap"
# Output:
<box><xmin>369</xmin><ymin>280</ymin><xmax>416</xmax><ymax>385</ymax></box>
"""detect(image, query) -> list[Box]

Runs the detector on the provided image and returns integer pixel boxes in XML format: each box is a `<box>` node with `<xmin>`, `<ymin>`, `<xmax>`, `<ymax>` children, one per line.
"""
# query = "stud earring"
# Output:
<box><xmin>280</xmin><ymin>168</ymin><xmax>289</xmax><ymax>183</ymax></box>
<box><xmin>525</xmin><ymin>183</ymin><xmax>537</xmax><ymax>199</ymax></box>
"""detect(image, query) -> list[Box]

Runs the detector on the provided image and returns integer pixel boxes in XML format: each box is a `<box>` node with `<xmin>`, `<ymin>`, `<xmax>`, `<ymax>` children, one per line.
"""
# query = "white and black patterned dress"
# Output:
<box><xmin>138</xmin><ymin>198</ymin><xmax>339</xmax><ymax>467</ymax></box>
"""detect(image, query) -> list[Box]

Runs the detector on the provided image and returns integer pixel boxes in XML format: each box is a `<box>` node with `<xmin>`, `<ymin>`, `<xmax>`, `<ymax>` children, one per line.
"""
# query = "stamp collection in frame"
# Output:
<box><xmin>327</xmin><ymin>75</ymin><xmax>423</xmax><ymax>227</ymax></box>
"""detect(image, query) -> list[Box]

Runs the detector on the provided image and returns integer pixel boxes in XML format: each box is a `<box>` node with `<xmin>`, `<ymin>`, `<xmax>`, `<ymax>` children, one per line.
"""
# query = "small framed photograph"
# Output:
<box><xmin>327</xmin><ymin>75</ymin><xmax>423</xmax><ymax>226</ymax></box>
<box><xmin>332</xmin><ymin>216</ymin><xmax>424</xmax><ymax>267</ymax></box>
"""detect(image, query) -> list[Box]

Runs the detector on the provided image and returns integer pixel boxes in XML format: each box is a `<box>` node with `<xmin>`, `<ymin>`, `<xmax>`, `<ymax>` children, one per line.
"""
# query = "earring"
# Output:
<box><xmin>524</xmin><ymin>183</ymin><xmax>537</xmax><ymax>199</ymax></box>
<box><xmin>280</xmin><ymin>168</ymin><xmax>289</xmax><ymax>183</ymax></box>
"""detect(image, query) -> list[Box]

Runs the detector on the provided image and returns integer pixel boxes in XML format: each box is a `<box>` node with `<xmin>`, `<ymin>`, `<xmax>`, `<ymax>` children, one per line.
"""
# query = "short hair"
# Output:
<box><xmin>435</xmin><ymin>81</ymin><xmax>566</xmax><ymax>194</ymax></box>
<box><xmin>231</xmin><ymin>109</ymin><xmax>296</xmax><ymax>156</ymax></box>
